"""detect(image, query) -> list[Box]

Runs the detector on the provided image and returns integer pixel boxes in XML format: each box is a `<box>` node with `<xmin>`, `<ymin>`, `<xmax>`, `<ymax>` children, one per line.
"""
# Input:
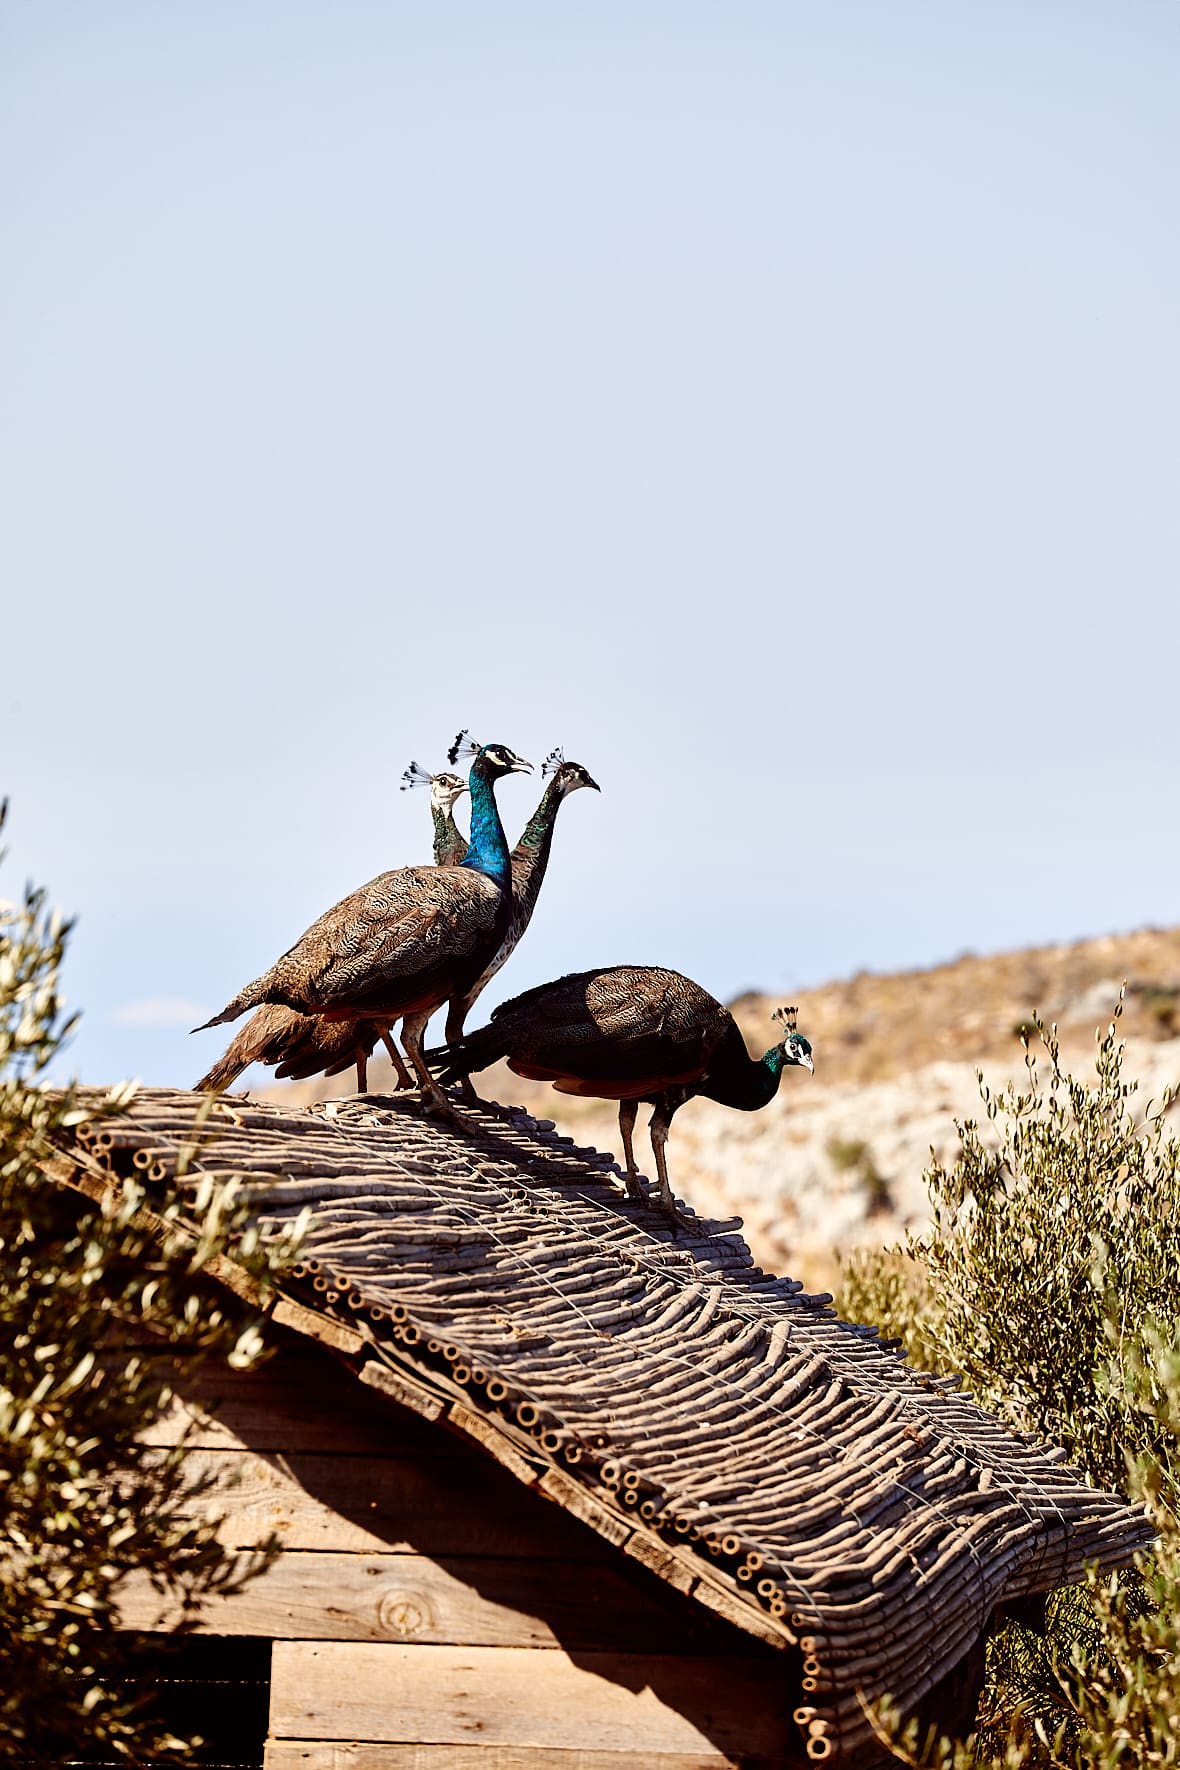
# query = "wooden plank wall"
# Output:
<box><xmin>125</xmin><ymin>1338</ymin><xmax>809</xmax><ymax>1769</ymax></box>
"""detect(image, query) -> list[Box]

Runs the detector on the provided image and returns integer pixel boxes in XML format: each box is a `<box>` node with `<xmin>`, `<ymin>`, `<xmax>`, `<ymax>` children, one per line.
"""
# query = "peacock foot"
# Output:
<box><xmin>622</xmin><ymin>1168</ymin><xmax>649</xmax><ymax>1203</ymax></box>
<box><xmin>420</xmin><ymin>1085</ymin><xmax>464</xmax><ymax>1124</ymax></box>
<box><xmin>659</xmin><ymin>1192</ymin><xmax>703</xmax><ymax>1233</ymax></box>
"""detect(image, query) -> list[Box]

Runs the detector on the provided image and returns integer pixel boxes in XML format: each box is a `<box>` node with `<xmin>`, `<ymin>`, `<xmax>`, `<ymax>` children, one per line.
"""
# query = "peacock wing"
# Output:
<box><xmin>500</xmin><ymin>966</ymin><xmax>727</xmax><ymax>1085</ymax></box>
<box><xmin>584</xmin><ymin>967</ymin><xmax>726</xmax><ymax>1046</ymax></box>
<box><xmin>297</xmin><ymin>866</ymin><xmax>502</xmax><ymax>1009</ymax></box>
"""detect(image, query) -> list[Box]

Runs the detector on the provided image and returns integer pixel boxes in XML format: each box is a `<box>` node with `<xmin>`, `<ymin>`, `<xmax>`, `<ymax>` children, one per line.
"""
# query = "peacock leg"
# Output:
<box><xmin>380</xmin><ymin>1028</ymin><xmax>413</xmax><ymax>1091</ymax></box>
<box><xmin>649</xmin><ymin>1101</ymin><xmax>695</xmax><ymax>1226</ymax></box>
<box><xmin>617</xmin><ymin>1100</ymin><xmax>646</xmax><ymax>1200</ymax></box>
<box><xmin>444</xmin><ymin>998</ymin><xmax>478</xmax><ymax>1104</ymax></box>
<box><xmin>401</xmin><ymin>1009</ymin><xmax>460</xmax><ymax>1119</ymax></box>
<box><xmin>354</xmin><ymin>1041</ymin><xmax>369</xmax><ymax>1094</ymax></box>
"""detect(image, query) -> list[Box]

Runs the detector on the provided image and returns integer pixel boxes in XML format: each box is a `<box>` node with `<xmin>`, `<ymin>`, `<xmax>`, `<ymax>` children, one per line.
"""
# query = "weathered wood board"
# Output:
<box><xmin>263</xmin><ymin>1745</ymin><xmax>779</xmax><ymax>1768</ymax></box>
<box><xmin>117</xmin><ymin>1549</ymin><xmax>728</xmax><ymax>1653</ymax></box>
<box><xmin>151</xmin><ymin>1444</ymin><xmax>600</xmax><ymax>1560</ymax></box>
<box><xmin>269</xmin><ymin>1641</ymin><xmax>798</xmax><ymax>1758</ymax></box>
<box><xmin>133</xmin><ymin>1345</ymin><xmax>431</xmax><ymax>1454</ymax></box>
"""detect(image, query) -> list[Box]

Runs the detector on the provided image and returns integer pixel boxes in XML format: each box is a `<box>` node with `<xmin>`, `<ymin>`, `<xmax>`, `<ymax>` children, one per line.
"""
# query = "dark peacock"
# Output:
<box><xmin>193</xmin><ymin>742</ymin><xmax>530</xmax><ymax>1113</ymax></box>
<box><xmin>429</xmin><ymin>968</ymin><xmax>814</xmax><ymax>1219</ymax></box>
<box><xmin>194</xmin><ymin>767</ymin><xmax>469</xmax><ymax>1095</ymax></box>
<box><xmin>441</xmin><ymin>742</ymin><xmax>599</xmax><ymax>1098</ymax></box>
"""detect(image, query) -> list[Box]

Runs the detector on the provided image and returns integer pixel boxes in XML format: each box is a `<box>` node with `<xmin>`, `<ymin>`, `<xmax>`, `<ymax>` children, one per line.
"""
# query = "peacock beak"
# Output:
<box><xmin>510</xmin><ymin>757</ymin><xmax>533</xmax><ymax>774</ymax></box>
<box><xmin>584</xmin><ymin>774</ymin><xmax>601</xmax><ymax>792</ymax></box>
<box><xmin>800</xmin><ymin>1051</ymin><xmax>815</xmax><ymax>1073</ymax></box>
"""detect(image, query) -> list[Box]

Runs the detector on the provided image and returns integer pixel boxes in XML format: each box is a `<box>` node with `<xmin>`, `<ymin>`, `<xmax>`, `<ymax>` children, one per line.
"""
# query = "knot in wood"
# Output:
<box><xmin>376</xmin><ymin>1587</ymin><xmax>433</xmax><ymax>1638</ymax></box>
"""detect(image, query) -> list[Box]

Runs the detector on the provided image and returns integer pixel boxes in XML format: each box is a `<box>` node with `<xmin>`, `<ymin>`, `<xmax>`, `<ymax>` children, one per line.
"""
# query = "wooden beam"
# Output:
<box><xmin>448</xmin><ymin>1404</ymin><xmax>544</xmax><ymax>1486</ymax></box>
<box><xmin>272</xmin><ymin>1298</ymin><xmax>366</xmax><ymax>1355</ymax></box>
<box><xmin>693</xmin><ymin>1577</ymin><xmax>795</xmax><ymax>1652</ymax></box>
<box><xmin>263</xmin><ymin>1743</ymin><xmax>803</xmax><ymax>1769</ymax></box>
<box><xmin>360</xmin><ymin>1359</ymin><xmax>445</xmax><ymax>1421</ymax></box>
<box><xmin>536</xmin><ymin>1468</ymin><xmax>633</xmax><ymax>1550</ymax></box>
<box><xmin>269</xmin><ymin>1641</ymin><xmax>799</xmax><ymax>1757</ymax></box>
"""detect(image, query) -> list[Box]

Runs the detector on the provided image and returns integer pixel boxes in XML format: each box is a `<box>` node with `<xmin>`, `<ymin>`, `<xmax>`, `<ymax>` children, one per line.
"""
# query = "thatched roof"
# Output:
<box><xmin>48</xmin><ymin>1085</ymin><xmax>1152</xmax><ymax>1762</ymax></box>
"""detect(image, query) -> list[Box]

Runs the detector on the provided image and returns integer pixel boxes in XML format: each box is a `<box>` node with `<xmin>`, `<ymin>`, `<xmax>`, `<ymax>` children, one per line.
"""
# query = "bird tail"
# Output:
<box><xmin>195</xmin><ymin>1024</ymin><xmax>258</xmax><ymax>1092</ymax></box>
<box><xmin>425</xmin><ymin>1020</ymin><xmax>507</xmax><ymax>1086</ymax></box>
<box><xmin>191</xmin><ymin>972</ymin><xmax>275</xmax><ymax>1034</ymax></box>
<box><xmin>194</xmin><ymin>1003</ymin><xmax>310</xmax><ymax>1091</ymax></box>
<box><xmin>274</xmin><ymin>1019</ymin><xmax>377</xmax><ymax>1082</ymax></box>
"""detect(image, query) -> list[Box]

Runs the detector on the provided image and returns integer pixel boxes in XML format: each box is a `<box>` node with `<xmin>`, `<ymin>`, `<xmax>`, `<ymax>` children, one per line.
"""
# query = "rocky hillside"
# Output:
<box><xmin>267</xmin><ymin>928</ymin><xmax>1180</xmax><ymax>1289</ymax></box>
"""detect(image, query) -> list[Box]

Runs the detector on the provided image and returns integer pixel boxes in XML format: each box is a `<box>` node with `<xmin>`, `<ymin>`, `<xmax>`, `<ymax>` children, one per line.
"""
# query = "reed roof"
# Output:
<box><xmin>50</xmin><ymin>1085</ymin><xmax>1152</xmax><ymax>1762</ymax></box>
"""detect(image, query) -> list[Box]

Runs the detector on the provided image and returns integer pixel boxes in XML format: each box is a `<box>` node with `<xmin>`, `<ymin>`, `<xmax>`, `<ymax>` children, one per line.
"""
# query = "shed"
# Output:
<box><xmin>45</xmin><ymin>1086</ymin><xmax>1152</xmax><ymax>1766</ymax></box>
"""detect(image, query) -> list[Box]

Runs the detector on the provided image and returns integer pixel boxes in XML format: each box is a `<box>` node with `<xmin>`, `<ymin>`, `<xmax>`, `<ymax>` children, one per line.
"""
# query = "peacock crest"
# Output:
<box><xmin>771</xmin><ymin>1005</ymin><xmax>799</xmax><ymax>1034</ymax></box>
<box><xmin>401</xmin><ymin>761</ymin><xmax>435</xmax><ymax>792</ymax></box>
<box><xmin>447</xmin><ymin>729</ymin><xmax>482</xmax><ymax>766</ymax></box>
<box><xmin>542</xmin><ymin>747</ymin><xmax>565</xmax><ymax>778</ymax></box>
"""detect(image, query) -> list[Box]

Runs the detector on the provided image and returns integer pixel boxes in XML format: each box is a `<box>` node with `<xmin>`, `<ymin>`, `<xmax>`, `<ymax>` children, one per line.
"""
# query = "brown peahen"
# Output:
<box><xmin>429</xmin><ymin>967</ymin><xmax>813</xmax><ymax>1219</ymax></box>
<box><xmin>193</xmin><ymin>743</ymin><xmax>530</xmax><ymax>1114</ymax></box>
<box><xmin>194</xmin><ymin>768</ymin><xmax>469</xmax><ymax>1095</ymax></box>
<box><xmin>401</xmin><ymin>761</ymin><xmax>469</xmax><ymax>868</ymax></box>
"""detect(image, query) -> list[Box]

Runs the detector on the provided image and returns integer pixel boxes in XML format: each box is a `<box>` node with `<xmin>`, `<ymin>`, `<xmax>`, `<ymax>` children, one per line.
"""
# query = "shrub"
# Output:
<box><xmin>0</xmin><ymin>804</ymin><xmax>302</xmax><ymax>1766</ymax></box>
<box><xmin>839</xmin><ymin>1000</ymin><xmax>1180</xmax><ymax>1765</ymax></box>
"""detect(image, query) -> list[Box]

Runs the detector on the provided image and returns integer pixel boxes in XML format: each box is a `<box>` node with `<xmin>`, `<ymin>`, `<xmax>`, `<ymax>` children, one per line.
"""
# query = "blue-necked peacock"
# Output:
<box><xmin>194</xmin><ymin>743</ymin><xmax>529</xmax><ymax>1113</ymax></box>
<box><xmin>429</xmin><ymin>969</ymin><xmax>814</xmax><ymax>1218</ymax></box>
<box><xmin>194</xmin><ymin>767</ymin><xmax>469</xmax><ymax>1095</ymax></box>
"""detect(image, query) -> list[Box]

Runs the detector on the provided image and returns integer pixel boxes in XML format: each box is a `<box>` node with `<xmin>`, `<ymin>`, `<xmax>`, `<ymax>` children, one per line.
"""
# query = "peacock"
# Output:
<box><xmin>429</xmin><ymin>968</ymin><xmax>814</xmax><ymax>1219</ymax></box>
<box><xmin>194</xmin><ymin>767</ymin><xmax>469</xmax><ymax>1095</ymax></box>
<box><xmin>193</xmin><ymin>742</ymin><xmax>530</xmax><ymax>1114</ymax></box>
<box><xmin>441</xmin><ymin>743</ymin><xmax>599</xmax><ymax>1099</ymax></box>
<box><xmin>401</xmin><ymin>761</ymin><xmax>469</xmax><ymax>868</ymax></box>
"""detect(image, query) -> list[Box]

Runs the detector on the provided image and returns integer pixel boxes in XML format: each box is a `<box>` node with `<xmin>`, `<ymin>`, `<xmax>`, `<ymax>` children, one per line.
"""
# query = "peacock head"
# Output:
<box><xmin>771</xmin><ymin>1005</ymin><xmax>815</xmax><ymax>1073</ymax></box>
<box><xmin>448</xmin><ymin>730</ymin><xmax>533</xmax><ymax>782</ymax></box>
<box><xmin>542</xmin><ymin>747</ymin><xmax>601</xmax><ymax>795</ymax></box>
<box><xmin>401</xmin><ymin>761</ymin><xmax>469</xmax><ymax>813</ymax></box>
<box><xmin>430</xmin><ymin>771</ymin><xmax>468</xmax><ymax>812</ymax></box>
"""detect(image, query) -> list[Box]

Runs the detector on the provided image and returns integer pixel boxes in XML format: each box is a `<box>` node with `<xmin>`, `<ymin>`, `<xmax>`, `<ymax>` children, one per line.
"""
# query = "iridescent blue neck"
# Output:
<box><xmin>461</xmin><ymin>763</ymin><xmax>511</xmax><ymax>890</ymax></box>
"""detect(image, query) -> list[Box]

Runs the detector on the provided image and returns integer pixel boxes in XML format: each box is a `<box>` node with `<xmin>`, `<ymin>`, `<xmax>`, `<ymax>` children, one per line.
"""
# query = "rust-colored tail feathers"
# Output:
<box><xmin>195</xmin><ymin>1002</ymin><xmax>318</xmax><ymax>1092</ymax></box>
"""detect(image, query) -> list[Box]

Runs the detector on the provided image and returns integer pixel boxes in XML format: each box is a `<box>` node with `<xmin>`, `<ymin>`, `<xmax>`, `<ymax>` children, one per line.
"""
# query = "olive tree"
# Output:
<box><xmin>840</xmin><ymin>1004</ymin><xmax>1180</xmax><ymax>1766</ymax></box>
<box><xmin>0</xmin><ymin>804</ymin><xmax>300</xmax><ymax>1765</ymax></box>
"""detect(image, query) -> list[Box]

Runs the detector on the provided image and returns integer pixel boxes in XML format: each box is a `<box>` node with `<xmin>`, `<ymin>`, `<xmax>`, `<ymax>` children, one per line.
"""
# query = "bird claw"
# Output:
<box><xmin>421</xmin><ymin>1088</ymin><xmax>464</xmax><ymax>1125</ymax></box>
<box><xmin>660</xmin><ymin>1194</ymin><xmax>704</xmax><ymax>1232</ymax></box>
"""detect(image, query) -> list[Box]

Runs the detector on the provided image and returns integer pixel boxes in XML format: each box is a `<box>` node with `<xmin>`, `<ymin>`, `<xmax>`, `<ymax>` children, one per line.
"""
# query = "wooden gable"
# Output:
<box><xmin>120</xmin><ymin>1334</ymin><xmax>814</xmax><ymax>1769</ymax></box>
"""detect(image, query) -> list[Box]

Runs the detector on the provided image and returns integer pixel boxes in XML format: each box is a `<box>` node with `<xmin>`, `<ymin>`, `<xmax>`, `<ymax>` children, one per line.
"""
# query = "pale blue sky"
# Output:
<box><xmin>2</xmin><ymin>2</ymin><xmax>1177</xmax><ymax>1085</ymax></box>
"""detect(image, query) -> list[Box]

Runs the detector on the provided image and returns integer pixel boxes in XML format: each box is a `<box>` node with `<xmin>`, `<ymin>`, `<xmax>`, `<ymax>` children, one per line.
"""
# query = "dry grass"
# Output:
<box><xmin>729</xmin><ymin>924</ymin><xmax>1180</xmax><ymax>1082</ymax></box>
